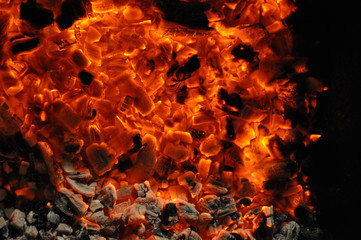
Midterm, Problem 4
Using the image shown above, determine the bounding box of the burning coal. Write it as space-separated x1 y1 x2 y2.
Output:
0 0 326 239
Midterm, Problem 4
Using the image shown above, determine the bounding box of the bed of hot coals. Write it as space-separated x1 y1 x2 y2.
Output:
0 0 325 239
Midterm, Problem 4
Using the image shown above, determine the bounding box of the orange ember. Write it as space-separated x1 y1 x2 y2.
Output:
0 0 325 239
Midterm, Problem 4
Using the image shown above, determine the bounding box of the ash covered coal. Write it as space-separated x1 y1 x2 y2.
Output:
0 0 326 239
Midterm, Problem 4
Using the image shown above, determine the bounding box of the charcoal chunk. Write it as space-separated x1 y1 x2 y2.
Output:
56 0 90 30
231 44 258 63
78 70 93 85
155 0 210 29
20 2 54 29
11 38 40 54
162 203 179 227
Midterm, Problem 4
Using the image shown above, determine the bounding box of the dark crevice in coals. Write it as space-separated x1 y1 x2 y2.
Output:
218 89 244 111
55 0 91 30
20 2 54 29
78 70 93 85
11 37 40 54
154 0 211 30
128 134 142 153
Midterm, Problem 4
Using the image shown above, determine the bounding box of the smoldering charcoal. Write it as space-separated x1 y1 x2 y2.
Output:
0 0 326 239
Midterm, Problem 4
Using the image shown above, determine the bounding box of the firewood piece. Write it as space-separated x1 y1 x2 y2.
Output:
162 203 179 227
86 142 116 176
9 209 26 229
199 134 223 157
66 176 96 197
20 2 54 29
177 202 199 221
38 141 64 186
25 225 38 239
56 223 73 235
55 188 88 218
11 37 40 54
100 183 117 210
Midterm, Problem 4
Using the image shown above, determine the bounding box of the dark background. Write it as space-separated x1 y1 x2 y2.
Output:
292 0 361 239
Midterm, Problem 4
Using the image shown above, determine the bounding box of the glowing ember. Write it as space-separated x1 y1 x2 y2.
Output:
0 0 325 239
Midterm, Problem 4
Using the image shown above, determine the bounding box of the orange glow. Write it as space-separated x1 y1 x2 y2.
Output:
0 0 324 238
